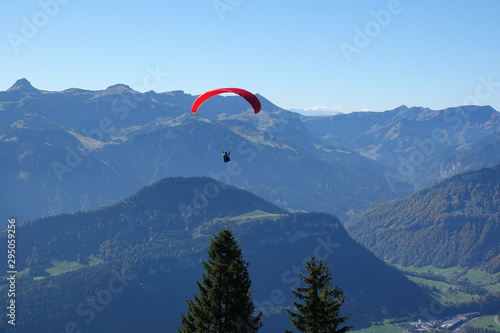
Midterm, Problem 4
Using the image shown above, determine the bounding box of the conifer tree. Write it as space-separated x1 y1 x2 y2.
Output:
178 229 263 333
286 256 351 333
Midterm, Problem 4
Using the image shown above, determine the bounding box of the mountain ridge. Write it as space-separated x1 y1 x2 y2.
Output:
303 104 500 189
345 162 500 273
0 79 411 223
0 176 433 332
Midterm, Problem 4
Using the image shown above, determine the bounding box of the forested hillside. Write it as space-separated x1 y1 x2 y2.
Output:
0 177 432 332
346 163 500 273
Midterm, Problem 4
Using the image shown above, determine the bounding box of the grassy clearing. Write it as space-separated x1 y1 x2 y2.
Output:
350 322 403 333
396 264 499 282
190 211 285 239
471 315 500 332
394 264 500 304
45 260 84 276
45 255 103 276
462 269 500 293
462 269 500 284
396 265 499 285
486 283 500 293
405 276 474 304
229 210 285 221
394 264 464 279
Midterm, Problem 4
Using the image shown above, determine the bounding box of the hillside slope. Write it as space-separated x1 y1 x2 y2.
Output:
345 163 500 273
0 177 432 332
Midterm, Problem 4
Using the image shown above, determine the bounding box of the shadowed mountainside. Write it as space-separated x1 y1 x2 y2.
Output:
0 177 433 332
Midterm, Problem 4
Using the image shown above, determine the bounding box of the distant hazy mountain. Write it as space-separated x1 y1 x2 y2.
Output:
290 108 344 116
0 79 410 223
0 177 432 332
345 163 500 273
302 105 500 189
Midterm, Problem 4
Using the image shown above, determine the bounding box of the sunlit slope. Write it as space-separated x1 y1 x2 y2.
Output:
346 163 500 273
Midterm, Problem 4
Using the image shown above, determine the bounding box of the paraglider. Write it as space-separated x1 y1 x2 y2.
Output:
192 88 260 163
222 151 230 163
191 88 261 114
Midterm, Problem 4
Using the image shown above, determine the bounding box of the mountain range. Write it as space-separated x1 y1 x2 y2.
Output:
303 105 500 189
0 177 432 332
1 78 411 224
1 78 499 332
2 79 499 226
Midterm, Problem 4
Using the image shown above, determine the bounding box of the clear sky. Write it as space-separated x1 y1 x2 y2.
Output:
1 0 499 114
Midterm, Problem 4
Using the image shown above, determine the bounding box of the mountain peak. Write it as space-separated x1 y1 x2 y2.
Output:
7 78 40 93
103 83 137 94
120 176 287 224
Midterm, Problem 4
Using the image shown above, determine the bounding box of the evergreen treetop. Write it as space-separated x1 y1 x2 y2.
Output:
287 256 351 333
179 229 263 332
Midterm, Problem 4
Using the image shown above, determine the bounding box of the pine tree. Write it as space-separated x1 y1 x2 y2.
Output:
178 229 263 332
286 256 351 333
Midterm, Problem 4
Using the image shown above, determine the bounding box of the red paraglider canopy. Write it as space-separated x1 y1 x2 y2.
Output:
191 88 261 114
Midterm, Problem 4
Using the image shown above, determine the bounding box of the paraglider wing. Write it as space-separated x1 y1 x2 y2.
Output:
191 88 261 114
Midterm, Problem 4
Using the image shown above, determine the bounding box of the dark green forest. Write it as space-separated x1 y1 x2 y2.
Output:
346 163 500 273
1 177 436 332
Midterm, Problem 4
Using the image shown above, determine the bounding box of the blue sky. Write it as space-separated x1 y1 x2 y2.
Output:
1 0 499 114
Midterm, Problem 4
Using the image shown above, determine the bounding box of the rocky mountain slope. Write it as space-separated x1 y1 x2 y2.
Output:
303 105 500 189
